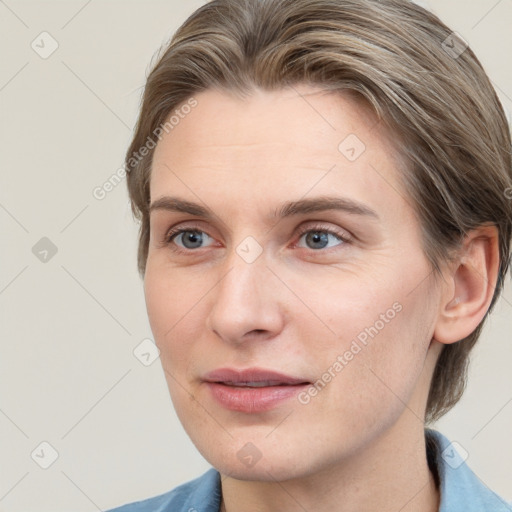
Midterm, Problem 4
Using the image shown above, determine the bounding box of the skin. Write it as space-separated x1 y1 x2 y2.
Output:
144 85 499 512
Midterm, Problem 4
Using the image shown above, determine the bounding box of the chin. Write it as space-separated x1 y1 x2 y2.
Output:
193 431 325 482
211 454 312 482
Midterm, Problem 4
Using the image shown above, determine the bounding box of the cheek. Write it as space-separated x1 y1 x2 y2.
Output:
288 258 437 403
144 260 219 390
365 299 435 425
144 268 170 341
143 263 194 361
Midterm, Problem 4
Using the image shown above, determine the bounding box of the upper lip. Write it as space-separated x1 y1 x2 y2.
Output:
203 367 310 385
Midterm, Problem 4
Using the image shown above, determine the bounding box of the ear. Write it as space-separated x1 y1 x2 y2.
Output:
433 224 500 345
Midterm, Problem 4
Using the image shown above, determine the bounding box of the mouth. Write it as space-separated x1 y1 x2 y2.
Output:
203 367 311 413
218 380 302 387
203 367 310 386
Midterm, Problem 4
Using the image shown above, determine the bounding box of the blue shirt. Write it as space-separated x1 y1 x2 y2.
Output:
107 429 512 511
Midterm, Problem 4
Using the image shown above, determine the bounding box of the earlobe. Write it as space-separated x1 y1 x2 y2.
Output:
433 225 500 345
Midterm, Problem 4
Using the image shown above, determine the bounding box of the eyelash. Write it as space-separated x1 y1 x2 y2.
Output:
162 222 351 254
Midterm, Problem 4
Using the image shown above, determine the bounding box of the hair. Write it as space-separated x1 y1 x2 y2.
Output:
124 0 512 423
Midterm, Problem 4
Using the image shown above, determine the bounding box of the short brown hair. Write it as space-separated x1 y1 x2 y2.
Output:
125 0 512 423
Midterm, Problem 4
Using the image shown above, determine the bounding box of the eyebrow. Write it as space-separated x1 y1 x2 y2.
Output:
149 195 379 221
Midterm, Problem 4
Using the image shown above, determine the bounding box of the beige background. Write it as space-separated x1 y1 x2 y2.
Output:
0 0 511 510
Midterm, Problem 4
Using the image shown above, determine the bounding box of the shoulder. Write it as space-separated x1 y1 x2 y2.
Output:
105 468 222 512
426 429 512 512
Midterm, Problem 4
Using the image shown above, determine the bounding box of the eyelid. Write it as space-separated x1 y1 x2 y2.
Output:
294 222 352 245
162 222 215 248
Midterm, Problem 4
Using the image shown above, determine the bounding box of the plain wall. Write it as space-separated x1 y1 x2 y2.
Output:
0 0 511 510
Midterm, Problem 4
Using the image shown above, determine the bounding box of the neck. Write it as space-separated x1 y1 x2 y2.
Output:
219 419 440 512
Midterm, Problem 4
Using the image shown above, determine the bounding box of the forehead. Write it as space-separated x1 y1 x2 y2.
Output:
153 85 387 164
150 85 412 223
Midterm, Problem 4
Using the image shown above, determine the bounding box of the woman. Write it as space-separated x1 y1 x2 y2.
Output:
108 0 512 510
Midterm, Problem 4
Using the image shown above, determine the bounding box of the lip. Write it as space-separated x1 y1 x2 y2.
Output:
203 367 311 413
203 367 309 385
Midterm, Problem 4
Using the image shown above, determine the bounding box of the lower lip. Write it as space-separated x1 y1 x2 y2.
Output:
205 382 309 413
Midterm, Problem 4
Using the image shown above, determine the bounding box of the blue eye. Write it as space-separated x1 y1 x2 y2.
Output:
168 230 214 250
297 230 345 250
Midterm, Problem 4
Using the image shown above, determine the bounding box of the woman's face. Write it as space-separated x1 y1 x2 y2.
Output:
145 85 442 481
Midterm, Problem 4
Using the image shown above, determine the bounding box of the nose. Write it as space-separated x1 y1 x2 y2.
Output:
205 253 285 345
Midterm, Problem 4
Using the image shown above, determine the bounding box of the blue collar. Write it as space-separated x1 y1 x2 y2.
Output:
426 429 511 511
